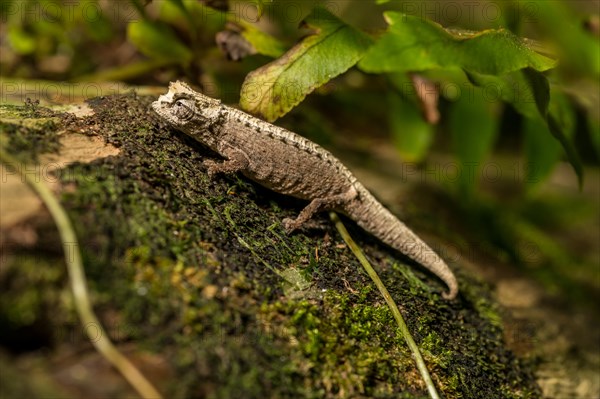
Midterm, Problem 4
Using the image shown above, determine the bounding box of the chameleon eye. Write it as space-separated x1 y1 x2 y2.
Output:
172 98 195 121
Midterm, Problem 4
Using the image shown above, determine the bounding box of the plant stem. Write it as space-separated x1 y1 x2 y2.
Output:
330 212 441 399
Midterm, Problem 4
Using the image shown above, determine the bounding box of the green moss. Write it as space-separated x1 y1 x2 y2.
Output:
0 94 542 398
258 291 415 397
0 104 61 161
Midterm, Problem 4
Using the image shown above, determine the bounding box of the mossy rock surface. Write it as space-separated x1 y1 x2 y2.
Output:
1 95 543 398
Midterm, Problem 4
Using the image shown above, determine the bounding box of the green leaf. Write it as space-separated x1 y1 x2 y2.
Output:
523 117 563 189
160 0 201 36
523 82 578 188
388 91 434 163
466 69 583 187
159 0 188 24
359 12 556 76
74 59 176 82
235 20 286 58
240 6 373 121
165 0 187 14
589 119 600 159
448 88 499 195
7 28 36 55
524 0 600 78
84 14 114 42
547 113 583 189
127 20 192 62
254 0 266 19
465 69 542 120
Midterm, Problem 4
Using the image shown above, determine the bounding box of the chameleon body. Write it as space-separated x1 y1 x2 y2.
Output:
152 81 458 299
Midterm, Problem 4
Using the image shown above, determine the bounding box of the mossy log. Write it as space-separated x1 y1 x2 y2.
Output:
0 89 593 398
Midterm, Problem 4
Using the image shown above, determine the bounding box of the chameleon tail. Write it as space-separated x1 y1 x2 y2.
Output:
342 184 458 300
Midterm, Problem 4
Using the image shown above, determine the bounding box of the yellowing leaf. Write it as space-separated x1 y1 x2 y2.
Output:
240 7 373 121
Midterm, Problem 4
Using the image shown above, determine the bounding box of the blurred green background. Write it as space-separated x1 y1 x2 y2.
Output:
0 1 599 396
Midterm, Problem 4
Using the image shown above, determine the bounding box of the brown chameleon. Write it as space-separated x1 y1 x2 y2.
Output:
152 81 458 299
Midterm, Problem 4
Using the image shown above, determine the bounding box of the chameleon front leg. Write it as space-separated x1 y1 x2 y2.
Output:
204 146 249 177
282 188 357 233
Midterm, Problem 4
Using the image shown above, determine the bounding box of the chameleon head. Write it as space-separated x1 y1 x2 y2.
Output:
152 81 221 132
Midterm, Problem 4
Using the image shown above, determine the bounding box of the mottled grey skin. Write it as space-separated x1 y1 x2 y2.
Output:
152 81 458 299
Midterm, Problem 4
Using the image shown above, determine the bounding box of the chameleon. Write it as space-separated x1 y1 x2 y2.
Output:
152 81 458 300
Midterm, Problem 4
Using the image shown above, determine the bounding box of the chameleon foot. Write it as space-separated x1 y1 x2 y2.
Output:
282 217 299 234
202 159 221 177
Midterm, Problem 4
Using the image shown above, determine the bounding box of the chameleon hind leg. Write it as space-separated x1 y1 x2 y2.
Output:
282 187 357 233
